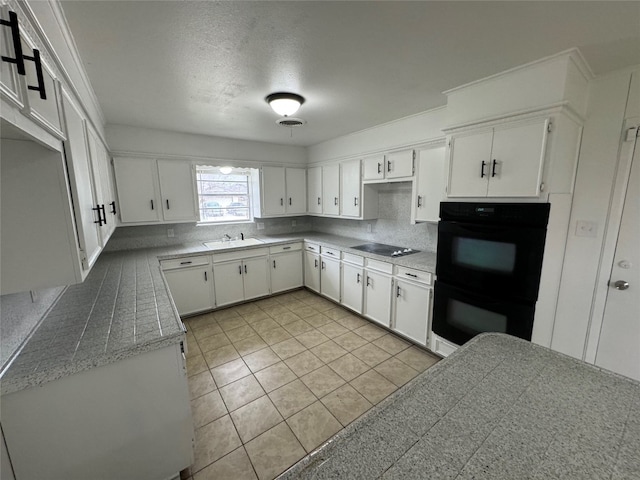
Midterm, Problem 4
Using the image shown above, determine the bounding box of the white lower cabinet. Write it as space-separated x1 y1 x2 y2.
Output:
393 279 431 346
213 249 270 307
341 254 364 314
270 244 303 294
320 253 341 303
161 256 213 317
362 260 393 327
304 248 321 293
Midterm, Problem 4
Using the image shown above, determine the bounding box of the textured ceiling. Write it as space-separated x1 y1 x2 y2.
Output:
60 1 640 147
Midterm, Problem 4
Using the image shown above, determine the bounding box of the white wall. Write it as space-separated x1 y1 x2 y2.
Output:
551 68 636 359
308 107 447 164
106 124 307 166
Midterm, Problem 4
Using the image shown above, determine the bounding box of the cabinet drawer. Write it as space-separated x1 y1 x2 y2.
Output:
365 258 393 274
213 247 269 263
395 266 433 285
342 252 364 266
321 246 341 258
304 242 320 253
161 255 210 271
269 242 302 254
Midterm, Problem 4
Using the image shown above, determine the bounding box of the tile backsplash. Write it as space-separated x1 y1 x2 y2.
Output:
105 182 438 252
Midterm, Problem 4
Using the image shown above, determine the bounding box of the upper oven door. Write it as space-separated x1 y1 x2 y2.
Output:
436 220 547 301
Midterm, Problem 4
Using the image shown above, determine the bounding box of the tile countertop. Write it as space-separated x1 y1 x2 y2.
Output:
1 232 436 396
278 333 640 480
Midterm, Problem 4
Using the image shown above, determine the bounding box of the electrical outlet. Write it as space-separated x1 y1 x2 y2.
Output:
167 228 174 238
257 222 265 230
575 220 597 238
367 223 372 233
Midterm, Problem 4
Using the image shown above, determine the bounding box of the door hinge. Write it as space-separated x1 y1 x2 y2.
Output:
547 122 553 133
625 126 639 142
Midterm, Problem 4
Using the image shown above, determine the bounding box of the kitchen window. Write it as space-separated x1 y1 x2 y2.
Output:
196 166 253 223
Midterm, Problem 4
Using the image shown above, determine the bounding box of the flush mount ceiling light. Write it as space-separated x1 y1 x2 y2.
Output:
265 92 305 117
219 166 233 174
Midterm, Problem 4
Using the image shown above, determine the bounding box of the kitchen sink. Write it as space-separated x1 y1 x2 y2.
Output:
203 238 265 250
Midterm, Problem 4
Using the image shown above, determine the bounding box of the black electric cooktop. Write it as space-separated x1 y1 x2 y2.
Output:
350 243 419 258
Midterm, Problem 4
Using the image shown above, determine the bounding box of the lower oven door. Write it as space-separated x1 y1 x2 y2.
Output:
432 281 535 346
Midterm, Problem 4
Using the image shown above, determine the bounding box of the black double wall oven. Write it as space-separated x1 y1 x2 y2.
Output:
433 202 551 346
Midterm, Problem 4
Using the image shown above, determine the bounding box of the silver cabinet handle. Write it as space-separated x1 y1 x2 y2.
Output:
613 280 629 290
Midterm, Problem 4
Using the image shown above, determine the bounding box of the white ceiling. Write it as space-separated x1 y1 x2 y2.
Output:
59 1 640 147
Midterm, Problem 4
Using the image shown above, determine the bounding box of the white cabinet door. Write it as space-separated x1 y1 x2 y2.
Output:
322 164 340 215
385 150 414 179
341 262 364 314
61 89 102 271
164 266 213 316
363 270 392 327
304 251 321 293
243 256 270 301
86 126 116 243
362 155 385 181
340 159 361 218
271 251 303 293
320 256 341 303
413 146 446 223
157 160 197 222
213 261 245 307
285 168 306 214
113 157 162 223
447 129 492 197
0 8 22 106
487 118 548 197
394 280 431 346
261 166 286 216
307 167 322 214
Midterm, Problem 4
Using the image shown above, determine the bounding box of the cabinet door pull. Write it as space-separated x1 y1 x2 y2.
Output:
322 261 326 270
326 251 335 256
166 199 170 210
150 199 154 210
491 159 498 177
317 197 321 205
314 259 318 268
356 273 361 283
377 162 382 174
405 272 418 278
101 204 107 225
273 260 276 269
354 197 358 206
1 12 26 75
283 246 291 250
204 271 208 281
110 201 117 215
417 196 423 208
280 198 284 206
238 265 242 275
334 197 338 206
180 261 193 265
480 161 487 178
366 276 371 287
289 197 292 206
396 285 401 297
92 205 104 226
387 160 391 172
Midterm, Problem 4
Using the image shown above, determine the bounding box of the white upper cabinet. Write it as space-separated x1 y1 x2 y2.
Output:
157 159 198 222
86 125 116 243
113 157 162 223
447 117 550 198
0 8 22 106
412 146 446 223
255 166 306 217
362 155 385 181
307 166 322 214
363 151 414 182
322 164 340 216
340 159 361 218
285 167 306 214
113 158 197 224
60 88 102 271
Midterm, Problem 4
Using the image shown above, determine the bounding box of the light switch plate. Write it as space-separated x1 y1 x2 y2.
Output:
575 220 597 237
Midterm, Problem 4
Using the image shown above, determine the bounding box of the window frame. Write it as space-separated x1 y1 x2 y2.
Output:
195 166 254 224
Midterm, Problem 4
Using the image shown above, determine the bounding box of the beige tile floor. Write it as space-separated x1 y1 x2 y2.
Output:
180 289 440 480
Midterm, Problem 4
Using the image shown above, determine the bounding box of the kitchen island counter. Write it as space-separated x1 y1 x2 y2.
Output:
279 333 640 479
